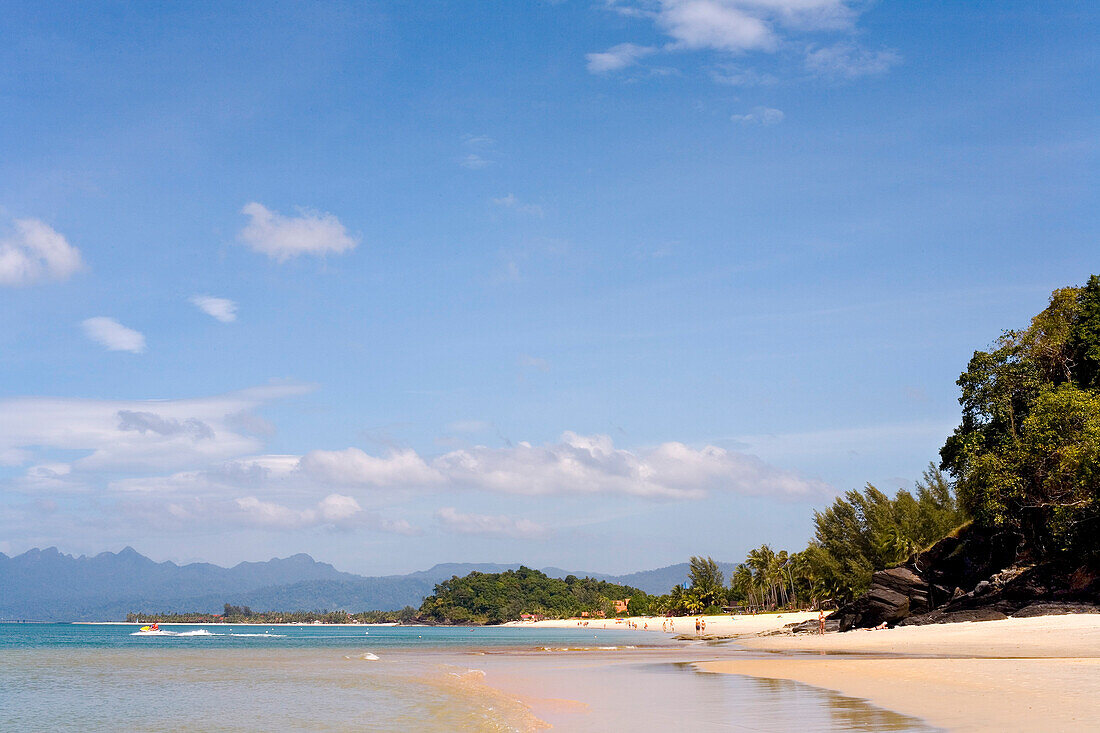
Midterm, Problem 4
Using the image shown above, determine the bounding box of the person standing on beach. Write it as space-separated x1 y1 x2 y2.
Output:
818 610 825 635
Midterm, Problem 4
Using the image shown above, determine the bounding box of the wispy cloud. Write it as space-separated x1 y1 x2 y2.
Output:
0 218 83 286
298 447 445 487
0 383 310 474
437 507 550 539
588 1 897 83
433 432 829 499
804 42 901 79
191 295 237 323
109 430 829 504
239 202 358 262
731 106 785 125
586 43 656 73
461 154 492 169
82 317 146 354
141 493 419 534
492 193 545 217
460 134 498 169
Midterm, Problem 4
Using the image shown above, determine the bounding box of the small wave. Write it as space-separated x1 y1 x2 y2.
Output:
343 652 380 661
448 668 485 680
176 630 221 636
229 633 286 637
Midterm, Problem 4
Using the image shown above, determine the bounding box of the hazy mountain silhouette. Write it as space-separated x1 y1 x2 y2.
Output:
0 548 736 621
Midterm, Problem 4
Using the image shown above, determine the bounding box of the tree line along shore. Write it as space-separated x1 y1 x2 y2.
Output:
130 276 1100 629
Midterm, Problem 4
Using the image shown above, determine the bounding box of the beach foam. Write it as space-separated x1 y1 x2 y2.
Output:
343 651 381 661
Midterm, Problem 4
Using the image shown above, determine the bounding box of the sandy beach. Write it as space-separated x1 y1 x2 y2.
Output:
696 614 1100 732
503 610 819 637
506 611 1100 731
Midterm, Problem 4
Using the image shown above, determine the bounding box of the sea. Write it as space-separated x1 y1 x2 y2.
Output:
0 623 941 731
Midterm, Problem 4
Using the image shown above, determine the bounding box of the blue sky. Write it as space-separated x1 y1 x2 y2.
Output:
1 1 1097 574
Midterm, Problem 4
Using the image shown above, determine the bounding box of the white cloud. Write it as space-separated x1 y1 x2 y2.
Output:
591 1 891 81
146 493 419 534
433 431 827 499
105 430 828 504
0 383 311 474
805 42 900 79
298 447 446 487
462 134 496 150
658 0 777 53
460 153 492 170
492 193 545 217
82 317 146 354
16 463 84 494
437 507 550 539
0 218 83 286
710 64 778 85
731 106 785 124
191 295 237 323
108 454 300 495
234 493 366 529
586 43 656 73
238 202 358 262
460 134 497 169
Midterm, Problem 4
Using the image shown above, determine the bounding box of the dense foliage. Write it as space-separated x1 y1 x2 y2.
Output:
940 276 1100 560
126 607 419 624
417 567 651 624
649 468 966 614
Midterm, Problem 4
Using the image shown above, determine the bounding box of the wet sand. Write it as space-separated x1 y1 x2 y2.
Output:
472 648 936 731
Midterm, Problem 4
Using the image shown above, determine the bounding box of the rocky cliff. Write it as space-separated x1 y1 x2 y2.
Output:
833 524 1100 630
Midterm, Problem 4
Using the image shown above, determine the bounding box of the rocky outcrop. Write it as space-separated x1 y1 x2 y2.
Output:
833 524 1100 630
834 567 929 631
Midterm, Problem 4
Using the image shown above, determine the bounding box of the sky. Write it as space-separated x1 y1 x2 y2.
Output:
0 1 1097 575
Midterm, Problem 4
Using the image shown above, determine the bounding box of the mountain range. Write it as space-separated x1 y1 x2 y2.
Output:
0 547 738 621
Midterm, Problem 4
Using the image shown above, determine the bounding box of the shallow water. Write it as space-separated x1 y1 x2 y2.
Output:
0 624 940 731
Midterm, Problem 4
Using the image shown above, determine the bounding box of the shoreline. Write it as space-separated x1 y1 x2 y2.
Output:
501 610 818 636
21 612 1100 730
68 621 400 626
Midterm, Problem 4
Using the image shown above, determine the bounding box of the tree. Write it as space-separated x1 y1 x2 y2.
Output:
688 556 725 608
940 276 1100 559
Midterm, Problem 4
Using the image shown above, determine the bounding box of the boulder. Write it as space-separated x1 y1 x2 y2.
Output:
833 523 1100 630
835 566 929 631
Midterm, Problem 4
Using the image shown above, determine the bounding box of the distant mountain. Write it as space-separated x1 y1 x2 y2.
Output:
0 549 737 621
601 562 742 595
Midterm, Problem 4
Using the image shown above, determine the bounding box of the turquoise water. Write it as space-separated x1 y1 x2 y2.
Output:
0 622 643 651
0 624 940 731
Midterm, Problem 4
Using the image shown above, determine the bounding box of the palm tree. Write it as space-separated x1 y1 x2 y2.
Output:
747 545 780 609
731 564 757 609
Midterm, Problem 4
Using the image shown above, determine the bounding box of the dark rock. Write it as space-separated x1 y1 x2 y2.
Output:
835 566 930 631
835 522 1100 630
899 608 1010 626
1011 602 1100 618
786 618 840 635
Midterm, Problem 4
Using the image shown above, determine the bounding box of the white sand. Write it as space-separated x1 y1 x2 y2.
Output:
698 614 1100 732
503 610 818 636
